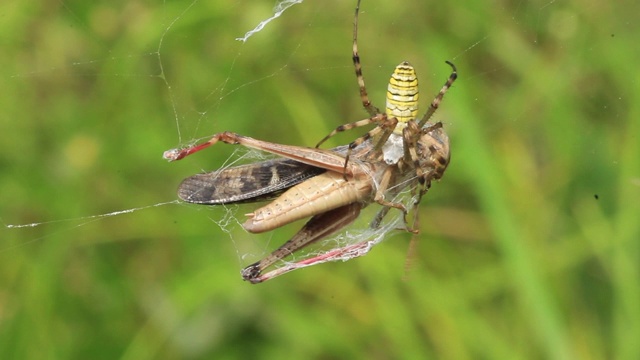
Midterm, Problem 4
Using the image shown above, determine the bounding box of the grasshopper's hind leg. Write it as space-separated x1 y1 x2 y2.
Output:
242 203 363 283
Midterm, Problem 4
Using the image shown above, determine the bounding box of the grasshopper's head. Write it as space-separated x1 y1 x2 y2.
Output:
416 122 450 181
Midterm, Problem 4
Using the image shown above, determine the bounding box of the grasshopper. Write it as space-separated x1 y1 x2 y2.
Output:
164 0 457 283
164 121 449 283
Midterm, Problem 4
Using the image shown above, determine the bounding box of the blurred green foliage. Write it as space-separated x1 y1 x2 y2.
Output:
1 0 638 359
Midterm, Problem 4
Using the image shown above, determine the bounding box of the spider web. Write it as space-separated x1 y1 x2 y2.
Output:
1 0 577 282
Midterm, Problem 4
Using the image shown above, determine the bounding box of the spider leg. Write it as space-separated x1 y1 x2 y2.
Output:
404 178 428 237
421 121 443 134
353 0 379 116
339 115 398 179
372 116 399 151
316 0 385 150
315 115 384 148
398 121 444 233
417 61 458 128
403 121 448 182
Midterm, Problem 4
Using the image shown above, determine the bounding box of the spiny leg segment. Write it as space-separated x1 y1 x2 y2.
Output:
352 0 378 116
418 61 458 128
314 0 387 152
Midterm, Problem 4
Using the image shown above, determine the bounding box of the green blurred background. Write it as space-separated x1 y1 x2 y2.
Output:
1 0 638 359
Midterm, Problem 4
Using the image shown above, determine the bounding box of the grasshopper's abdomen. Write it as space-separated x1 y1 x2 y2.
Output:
243 172 373 233
386 61 419 134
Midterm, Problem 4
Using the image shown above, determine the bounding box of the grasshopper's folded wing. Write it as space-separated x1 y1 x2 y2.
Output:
178 158 326 204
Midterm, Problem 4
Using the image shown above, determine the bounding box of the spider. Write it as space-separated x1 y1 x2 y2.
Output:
315 0 457 179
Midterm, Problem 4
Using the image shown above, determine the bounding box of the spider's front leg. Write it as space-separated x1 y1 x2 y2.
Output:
352 0 379 116
417 61 458 128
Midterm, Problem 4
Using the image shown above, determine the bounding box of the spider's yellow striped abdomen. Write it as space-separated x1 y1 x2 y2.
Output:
386 61 419 134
